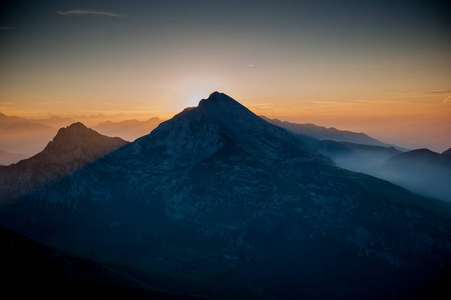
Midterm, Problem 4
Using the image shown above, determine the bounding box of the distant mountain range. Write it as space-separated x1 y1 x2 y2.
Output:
375 148 451 202
94 117 162 141
0 149 26 166
261 116 403 149
0 112 58 158
310 138 451 202
260 117 451 202
1 92 449 299
0 112 162 162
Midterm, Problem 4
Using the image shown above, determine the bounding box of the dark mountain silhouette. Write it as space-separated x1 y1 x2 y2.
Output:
0 122 128 199
0 225 210 300
261 116 399 148
374 148 451 202
0 149 26 165
94 117 162 141
0 93 450 299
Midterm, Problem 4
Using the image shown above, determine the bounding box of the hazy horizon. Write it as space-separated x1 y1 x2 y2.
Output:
1 0 450 152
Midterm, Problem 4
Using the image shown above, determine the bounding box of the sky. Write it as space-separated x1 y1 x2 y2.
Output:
0 0 450 151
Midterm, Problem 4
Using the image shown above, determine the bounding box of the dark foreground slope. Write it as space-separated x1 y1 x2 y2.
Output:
1 92 450 299
0 225 211 300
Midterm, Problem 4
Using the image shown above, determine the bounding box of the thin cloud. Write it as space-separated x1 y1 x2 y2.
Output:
424 90 451 94
443 96 451 104
393 89 451 95
0 27 14 30
56 9 122 17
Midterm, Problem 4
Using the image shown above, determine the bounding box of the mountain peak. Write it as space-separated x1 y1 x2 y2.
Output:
35 122 128 165
135 92 328 171
52 122 95 145
198 91 239 108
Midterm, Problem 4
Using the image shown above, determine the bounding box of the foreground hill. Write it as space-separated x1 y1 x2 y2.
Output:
1 93 450 299
0 122 128 199
0 225 209 300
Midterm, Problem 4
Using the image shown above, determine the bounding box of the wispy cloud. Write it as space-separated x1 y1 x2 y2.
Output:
443 96 451 104
56 9 122 17
392 89 451 95
424 90 451 94
0 27 14 30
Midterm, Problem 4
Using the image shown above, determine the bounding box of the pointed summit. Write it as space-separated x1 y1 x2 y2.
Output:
136 92 328 170
39 122 128 164
0 123 128 198
197 91 251 115
199 91 237 105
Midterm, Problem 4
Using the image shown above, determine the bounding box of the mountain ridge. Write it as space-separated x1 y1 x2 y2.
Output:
262 116 405 150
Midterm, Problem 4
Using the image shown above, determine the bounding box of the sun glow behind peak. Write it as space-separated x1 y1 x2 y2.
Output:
183 87 216 108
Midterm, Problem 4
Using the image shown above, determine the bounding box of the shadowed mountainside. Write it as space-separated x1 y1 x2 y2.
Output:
0 225 214 300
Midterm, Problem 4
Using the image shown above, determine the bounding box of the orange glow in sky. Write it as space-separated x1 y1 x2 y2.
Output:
0 1 450 152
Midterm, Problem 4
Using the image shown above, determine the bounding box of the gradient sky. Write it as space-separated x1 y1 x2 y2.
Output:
0 0 450 151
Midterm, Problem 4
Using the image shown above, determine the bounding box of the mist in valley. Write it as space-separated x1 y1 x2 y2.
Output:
320 142 451 203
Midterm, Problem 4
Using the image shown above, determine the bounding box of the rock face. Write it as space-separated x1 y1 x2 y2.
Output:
0 122 128 199
1 93 450 299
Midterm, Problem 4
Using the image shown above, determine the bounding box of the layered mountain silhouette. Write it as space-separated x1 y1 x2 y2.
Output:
0 116 58 156
0 122 128 199
262 116 399 148
0 149 26 165
316 141 402 172
94 117 162 141
374 148 451 202
0 92 450 299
